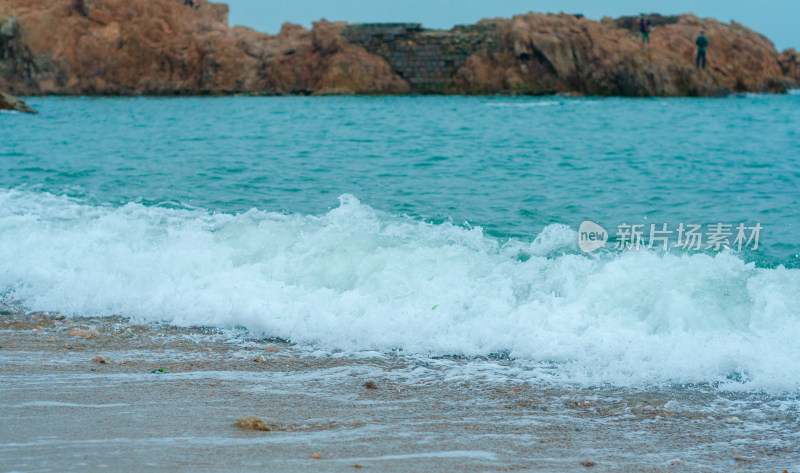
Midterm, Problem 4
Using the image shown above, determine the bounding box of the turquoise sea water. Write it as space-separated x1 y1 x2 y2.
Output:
4 95 800 264
1 95 800 390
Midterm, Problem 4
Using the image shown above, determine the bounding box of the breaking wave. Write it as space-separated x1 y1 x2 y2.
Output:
1 189 799 390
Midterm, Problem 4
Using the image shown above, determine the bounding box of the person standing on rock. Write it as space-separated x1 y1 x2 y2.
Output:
639 14 652 50
696 31 709 69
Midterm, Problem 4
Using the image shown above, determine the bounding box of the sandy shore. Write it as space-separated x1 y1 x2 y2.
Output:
1 311 797 472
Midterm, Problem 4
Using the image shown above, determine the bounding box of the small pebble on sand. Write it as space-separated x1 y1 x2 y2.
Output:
311 453 321 459
93 356 108 364
581 461 596 467
364 381 377 390
266 346 277 352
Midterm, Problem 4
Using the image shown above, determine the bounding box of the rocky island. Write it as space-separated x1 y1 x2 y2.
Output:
0 0 798 96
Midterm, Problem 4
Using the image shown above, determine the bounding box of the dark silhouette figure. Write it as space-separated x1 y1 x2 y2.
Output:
183 0 195 6
696 31 709 69
639 14 652 50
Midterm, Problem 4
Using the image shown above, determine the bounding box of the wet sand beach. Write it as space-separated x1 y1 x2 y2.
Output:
1 311 797 472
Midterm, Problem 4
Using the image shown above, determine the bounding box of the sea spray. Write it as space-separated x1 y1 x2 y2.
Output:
1 189 799 390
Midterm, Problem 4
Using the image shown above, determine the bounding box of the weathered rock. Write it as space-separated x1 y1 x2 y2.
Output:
454 13 788 96
0 0 795 96
778 48 800 86
0 0 406 95
604 13 681 31
649 16 787 93
0 91 35 112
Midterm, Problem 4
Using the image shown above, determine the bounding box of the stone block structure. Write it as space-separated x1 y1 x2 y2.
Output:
343 23 500 93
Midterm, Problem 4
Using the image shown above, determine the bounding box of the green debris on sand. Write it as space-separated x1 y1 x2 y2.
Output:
431 305 438 310
236 416 272 431
151 367 166 373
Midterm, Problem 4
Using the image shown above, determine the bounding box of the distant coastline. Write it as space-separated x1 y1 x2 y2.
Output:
1 0 798 97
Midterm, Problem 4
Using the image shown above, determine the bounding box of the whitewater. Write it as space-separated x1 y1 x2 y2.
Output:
3 94 800 472
2 188 798 391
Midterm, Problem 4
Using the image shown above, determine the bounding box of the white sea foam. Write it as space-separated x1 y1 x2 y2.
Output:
485 101 561 107
4 401 130 408
1 189 799 390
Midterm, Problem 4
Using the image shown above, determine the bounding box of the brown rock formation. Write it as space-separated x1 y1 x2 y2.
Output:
0 0 795 96
778 49 800 84
455 13 791 96
0 90 35 112
0 0 406 95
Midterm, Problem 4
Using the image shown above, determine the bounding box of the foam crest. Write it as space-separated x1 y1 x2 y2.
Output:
1 189 799 390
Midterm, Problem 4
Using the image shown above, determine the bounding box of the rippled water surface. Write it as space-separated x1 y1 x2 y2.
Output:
4 95 799 264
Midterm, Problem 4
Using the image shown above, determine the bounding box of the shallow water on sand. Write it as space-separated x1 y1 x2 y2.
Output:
1 312 798 472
